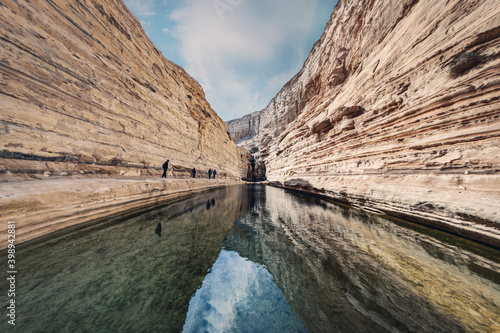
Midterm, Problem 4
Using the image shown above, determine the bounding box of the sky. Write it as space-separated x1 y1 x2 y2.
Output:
123 0 337 121
183 250 306 331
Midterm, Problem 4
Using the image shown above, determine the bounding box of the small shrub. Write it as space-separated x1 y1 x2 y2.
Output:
450 51 486 78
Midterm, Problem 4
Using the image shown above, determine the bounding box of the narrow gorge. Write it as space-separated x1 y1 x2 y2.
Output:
227 0 500 247
0 0 246 247
1 0 499 331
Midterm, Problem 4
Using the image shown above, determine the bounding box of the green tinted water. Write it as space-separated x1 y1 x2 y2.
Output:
1 185 499 332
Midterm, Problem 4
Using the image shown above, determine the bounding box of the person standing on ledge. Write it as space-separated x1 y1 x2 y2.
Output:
162 160 169 178
213 170 217 179
192 168 196 178
208 168 212 179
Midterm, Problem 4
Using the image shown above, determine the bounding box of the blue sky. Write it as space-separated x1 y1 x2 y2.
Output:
123 0 337 121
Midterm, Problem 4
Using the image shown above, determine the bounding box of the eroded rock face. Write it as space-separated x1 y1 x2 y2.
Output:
224 186 500 332
0 0 245 181
226 111 261 143
10 186 244 332
227 0 500 241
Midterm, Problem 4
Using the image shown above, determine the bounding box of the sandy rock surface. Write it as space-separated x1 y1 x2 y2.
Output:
0 0 249 247
0 178 242 249
227 0 500 245
0 0 245 181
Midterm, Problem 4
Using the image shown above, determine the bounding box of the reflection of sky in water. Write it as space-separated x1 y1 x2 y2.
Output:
183 249 308 333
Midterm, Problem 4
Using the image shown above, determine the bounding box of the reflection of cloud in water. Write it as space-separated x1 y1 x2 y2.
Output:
183 250 307 333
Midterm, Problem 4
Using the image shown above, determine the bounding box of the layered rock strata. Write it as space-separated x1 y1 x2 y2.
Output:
0 178 239 249
224 186 500 332
0 0 245 182
0 0 247 247
7 186 244 332
228 0 500 245
226 111 261 143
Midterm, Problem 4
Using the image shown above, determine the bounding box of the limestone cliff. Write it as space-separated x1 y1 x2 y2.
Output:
228 0 500 245
226 111 261 143
0 0 245 181
224 186 500 332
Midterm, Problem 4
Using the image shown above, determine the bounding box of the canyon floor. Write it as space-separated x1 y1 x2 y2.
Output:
0 177 242 249
1 0 499 251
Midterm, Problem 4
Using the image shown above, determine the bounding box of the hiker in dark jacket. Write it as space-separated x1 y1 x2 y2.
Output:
208 169 212 179
192 168 196 178
213 170 217 179
162 160 169 178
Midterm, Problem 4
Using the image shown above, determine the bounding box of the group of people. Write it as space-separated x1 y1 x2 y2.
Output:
191 168 216 179
161 160 217 179
207 168 217 179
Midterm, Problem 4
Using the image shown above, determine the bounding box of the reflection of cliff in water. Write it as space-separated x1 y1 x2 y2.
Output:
7 186 248 333
224 185 500 333
3 185 499 333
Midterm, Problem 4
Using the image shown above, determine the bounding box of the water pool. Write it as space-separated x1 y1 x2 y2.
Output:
2 185 499 332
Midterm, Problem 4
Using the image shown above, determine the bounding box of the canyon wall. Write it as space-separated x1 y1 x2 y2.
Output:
0 0 246 181
224 186 500 332
228 0 500 245
226 111 261 143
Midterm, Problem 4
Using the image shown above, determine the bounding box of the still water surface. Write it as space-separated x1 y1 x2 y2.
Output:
2 185 500 332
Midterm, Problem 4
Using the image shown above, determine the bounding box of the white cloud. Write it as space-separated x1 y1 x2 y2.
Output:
122 0 335 120
183 250 305 332
169 0 329 120
123 0 157 16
